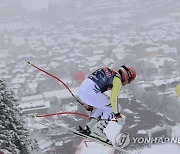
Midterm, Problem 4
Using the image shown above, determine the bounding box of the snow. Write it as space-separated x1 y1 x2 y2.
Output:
63 104 78 112
88 61 98 67
148 126 168 135
10 84 21 89
138 81 152 89
145 44 177 54
43 87 79 100
19 100 50 110
85 56 102 62
124 109 133 114
11 77 25 84
11 36 25 46
139 57 177 69
21 94 44 102
137 130 148 135
132 143 180 154
172 124 180 136
131 123 180 154
36 46 47 52
38 139 53 150
0 69 8 74
28 82 38 89
1 0 180 153
134 116 140 119
151 77 180 87
27 122 47 130
12 69 24 74
103 58 115 66
55 141 63 146
19 0 50 12
129 123 138 128
0 52 9 60
93 50 104 54
49 62 60 68
0 63 5 68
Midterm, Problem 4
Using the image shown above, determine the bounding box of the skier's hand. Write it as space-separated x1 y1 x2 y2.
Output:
84 105 94 112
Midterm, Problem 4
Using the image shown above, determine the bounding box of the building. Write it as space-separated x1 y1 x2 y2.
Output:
43 87 79 105
19 87 79 115
148 126 171 138
19 100 50 115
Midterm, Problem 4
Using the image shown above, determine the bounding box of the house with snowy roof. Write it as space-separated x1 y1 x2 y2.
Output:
139 56 177 78
145 44 177 58
19 100 50 115
21 93 44 102
43 87 79 105
11 76 26 96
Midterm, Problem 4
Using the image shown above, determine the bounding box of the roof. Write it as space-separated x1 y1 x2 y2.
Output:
151 77 180 87
145 45 177 53
11 77 25 84
21 94 44 101
43 87 79 99
38 139 53 150
139 57 177 68
19 100 50 110
149 126 168 134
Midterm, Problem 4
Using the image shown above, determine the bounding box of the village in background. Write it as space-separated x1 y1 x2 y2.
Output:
0 0 180 153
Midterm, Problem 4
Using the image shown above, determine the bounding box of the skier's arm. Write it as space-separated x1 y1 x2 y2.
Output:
110 76 122 114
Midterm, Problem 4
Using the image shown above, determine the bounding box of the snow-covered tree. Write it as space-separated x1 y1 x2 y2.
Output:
0 80 29 154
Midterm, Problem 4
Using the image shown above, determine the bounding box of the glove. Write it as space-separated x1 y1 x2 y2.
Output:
112 113 122 122
84 105 94 112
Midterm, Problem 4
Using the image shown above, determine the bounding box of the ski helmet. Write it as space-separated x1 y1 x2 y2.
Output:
119 65 136 82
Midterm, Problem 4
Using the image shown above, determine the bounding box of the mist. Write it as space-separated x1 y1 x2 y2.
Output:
0 0 180 154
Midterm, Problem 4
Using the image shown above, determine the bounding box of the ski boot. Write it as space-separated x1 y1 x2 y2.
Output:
78 125 91 135
90 120 110 143
78 117 99 136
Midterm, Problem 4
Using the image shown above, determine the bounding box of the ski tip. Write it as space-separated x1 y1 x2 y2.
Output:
32 115 37 118
28 61 32 65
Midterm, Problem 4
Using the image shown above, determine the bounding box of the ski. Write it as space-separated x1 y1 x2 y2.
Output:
34 119 129 153
67 127 128 153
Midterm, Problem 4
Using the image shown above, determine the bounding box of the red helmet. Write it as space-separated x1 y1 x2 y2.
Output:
119 65 136 81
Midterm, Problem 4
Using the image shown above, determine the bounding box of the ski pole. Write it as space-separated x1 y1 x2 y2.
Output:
32 111 90 118
28 62 84 106
32 111 121 122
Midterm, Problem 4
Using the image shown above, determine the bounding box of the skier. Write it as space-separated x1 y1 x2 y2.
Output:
78 65 136 140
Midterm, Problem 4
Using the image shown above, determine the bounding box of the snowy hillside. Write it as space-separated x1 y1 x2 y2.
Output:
0 0 180 153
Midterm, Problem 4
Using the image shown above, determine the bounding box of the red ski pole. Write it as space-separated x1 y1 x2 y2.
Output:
28 62 84 106
32 111 90 118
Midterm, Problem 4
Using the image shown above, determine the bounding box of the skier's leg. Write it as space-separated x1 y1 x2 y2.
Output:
90 108 104 119
78 78 122 137
85 107 111 135
90 119 109 141
101 103 121 119
86 117 99 130
79 109 103 135
89 109 113 141
90 104 122 140
91 103 121 120
79 78 111 110
79 117 99 135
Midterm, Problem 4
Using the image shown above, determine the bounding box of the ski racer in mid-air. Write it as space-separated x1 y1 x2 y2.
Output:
78 65 136 141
